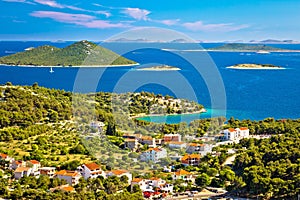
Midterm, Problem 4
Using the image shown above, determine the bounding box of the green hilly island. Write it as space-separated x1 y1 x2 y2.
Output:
0 40 136 66
208 43 285 51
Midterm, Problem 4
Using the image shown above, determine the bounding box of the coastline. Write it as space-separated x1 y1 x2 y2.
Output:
0 63 140 68
205 49 300 52
135 67 181 71
131 108 207 120
226 66 285 70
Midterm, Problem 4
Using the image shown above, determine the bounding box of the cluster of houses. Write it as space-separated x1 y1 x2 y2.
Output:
0 152 198 198
0 153 132 193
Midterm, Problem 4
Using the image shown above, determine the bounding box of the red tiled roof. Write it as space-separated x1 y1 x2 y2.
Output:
109 169 128 175
167 141 185 145
174 169 191 176
181 154 201 161
132 178 143 183
28 160 40 165
240 127 249 130
147 148 162 152
60 185 75 192
0 153 8 159
84 163 101 171
55 170 79 177
228 128 236 132
188 143 204 147
15 167 30 173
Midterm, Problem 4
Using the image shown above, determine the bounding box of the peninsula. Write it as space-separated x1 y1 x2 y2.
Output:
207 43 300 52
136 65 181 71
0 40 137 67
227 63 285 69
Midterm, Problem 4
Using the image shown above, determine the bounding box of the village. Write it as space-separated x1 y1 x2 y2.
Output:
0 124 264 199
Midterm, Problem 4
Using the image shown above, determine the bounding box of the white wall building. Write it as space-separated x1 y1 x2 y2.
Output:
77 163 105 179
140 148 167 163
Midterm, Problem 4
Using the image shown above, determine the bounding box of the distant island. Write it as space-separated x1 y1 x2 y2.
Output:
0 40 137 67
207 43 300 52
227 63 285 70
136 65 181 71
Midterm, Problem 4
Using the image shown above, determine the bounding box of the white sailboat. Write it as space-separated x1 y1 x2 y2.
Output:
49 67 54 73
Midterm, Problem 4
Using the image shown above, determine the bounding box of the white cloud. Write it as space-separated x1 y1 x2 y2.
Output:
30 11 128 28
2 0 35 5
183 21 249 32
123 8 150 21
157 19 180 26
33 0 63 8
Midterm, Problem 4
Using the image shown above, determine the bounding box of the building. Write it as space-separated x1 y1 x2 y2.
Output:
55 170 81 185
106 169 132 184
163 134 181 143
166 141 186 149
186 143 212 155
131 177 173 194
50 184 75 193
181 154 200 166
10 160 26 170
27 160 41 173
14 167 32 179
131 178 150 191
77 163 105 179
39 167 56 178
222 127 250 141
0 153 13 162
172 169 194 182
140 148 167 163
124 138 139 151
139 136 156 148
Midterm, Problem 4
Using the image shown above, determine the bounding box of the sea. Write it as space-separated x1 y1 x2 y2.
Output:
1 41 300 124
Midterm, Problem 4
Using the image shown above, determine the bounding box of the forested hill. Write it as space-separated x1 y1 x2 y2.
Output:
0 40 136 66
208 43 285 51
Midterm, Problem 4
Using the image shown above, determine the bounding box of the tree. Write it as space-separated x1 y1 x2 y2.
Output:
195 173 211 188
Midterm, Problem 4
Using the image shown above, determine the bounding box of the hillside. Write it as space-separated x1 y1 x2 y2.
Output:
0 40 136 66
208 43 285 51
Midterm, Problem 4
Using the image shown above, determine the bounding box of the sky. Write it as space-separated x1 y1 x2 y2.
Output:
1 0 300 41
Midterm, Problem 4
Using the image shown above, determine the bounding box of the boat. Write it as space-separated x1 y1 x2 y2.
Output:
49 67 54 73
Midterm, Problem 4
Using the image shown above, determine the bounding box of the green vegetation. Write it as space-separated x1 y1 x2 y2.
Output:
228 63 283 69
0 40 136 66
208 43 284 51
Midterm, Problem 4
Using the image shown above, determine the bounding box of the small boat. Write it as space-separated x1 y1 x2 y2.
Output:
256 50 270 54
49 67 54 73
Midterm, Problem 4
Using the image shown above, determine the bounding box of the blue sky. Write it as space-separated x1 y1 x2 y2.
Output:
1 0 300 41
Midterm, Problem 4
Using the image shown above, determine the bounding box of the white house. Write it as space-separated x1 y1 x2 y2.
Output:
163 134 181 143
106 169 132 184
27 160 41 173
172 169 194 182
14 167 32 179
140 148 167 163
131 178 150 191
166 141 186 149
39 167 56 178
55 170 82 185
223 127 249 141
77 163 105 179
10 160 26 170
131 177 173 194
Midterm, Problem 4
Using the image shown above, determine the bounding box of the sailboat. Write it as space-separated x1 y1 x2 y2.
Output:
49 67 54 73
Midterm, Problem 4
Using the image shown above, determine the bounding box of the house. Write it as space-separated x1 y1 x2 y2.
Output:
140 148 167 163
163 134 181 143
131 177 173 194
124 138 139 151
77 163 105 179
27 160 41 173
131 178 149 191
39 167 56 178
181 154 200 166
10 160 26 170
186 143 203 154
166 141 186 149
14 167 32 179
139 136 156 148
50 184 75 193
172 169 194 182
222 127 250 141
0 153 13 162
106 169 132 184
55 170 81 185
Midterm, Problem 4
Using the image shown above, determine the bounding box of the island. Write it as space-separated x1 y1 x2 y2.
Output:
136 65 181 71
0 40 137 67
207 43 300 52
227 63 285 69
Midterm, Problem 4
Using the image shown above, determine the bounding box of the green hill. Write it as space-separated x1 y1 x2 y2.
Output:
208 43 284 51
0 40 136 66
